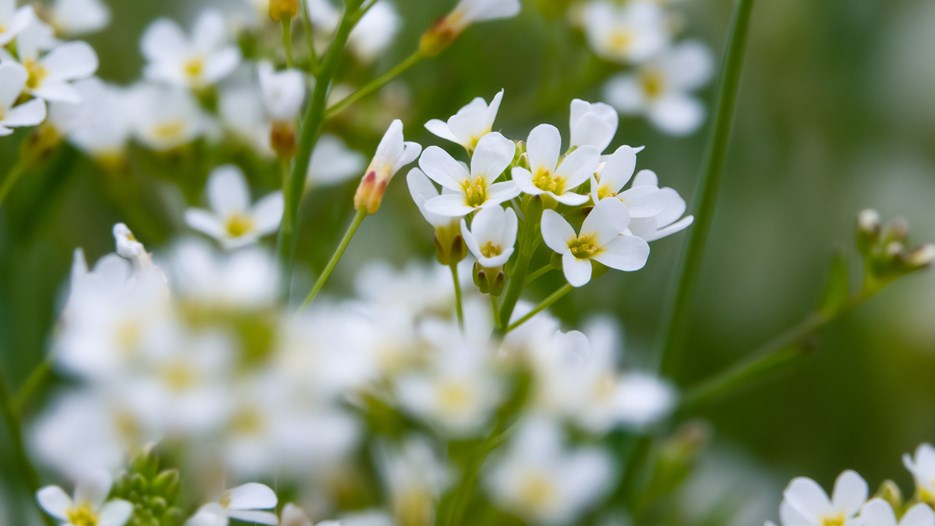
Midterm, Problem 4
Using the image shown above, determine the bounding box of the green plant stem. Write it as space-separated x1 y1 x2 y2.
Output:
282 19 295 67
524 264 553 285
0 371 51 525
506 284 574 333
326 50 425 117
299 210 367 310
0 159 28 209
490 294 502 332
13 357 53 415
497 199 541 331
450 263 465 331
656 0 758 381
299 0 319 74
276 0 363 292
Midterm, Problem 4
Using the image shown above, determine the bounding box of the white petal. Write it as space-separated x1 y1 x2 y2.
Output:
593 235 649 272
555 145 600 189
425 194 475 217
647 215 693 241
551 191 590 206
36 486 72 519
419 145 469 190
207 165 251 216
41 41 98 81
784 477 834 520
185 209 225 239
202 47 241 84
900 503 935 526
648 94 705 136
227 510 279 524
98 499 134 526
604 75 646 114
470 132 515 180
859 499 897 526
581 198 630 244
32 82 82 103
0 62 27 108
424 119 457 143
75 469 112 508
140 18 188 62
599 145 639 193
511 166 543 196
485 181 520 205
192 10 227 51
461 217 481 258
281 503 313 526
3 99 47 127
251 192 284 234
662 40 715 90
526 124 562 173
831 470 867 517
563 252 592 287
470 205 505 243
397 141 423 171
618 186 665 218
225 482 277 510
501 207 518 248
540 210 575 254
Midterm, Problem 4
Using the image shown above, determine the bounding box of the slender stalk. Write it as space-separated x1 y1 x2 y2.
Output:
0 371 51 525
450 263 465 330
497 199 541 330
299 0 319 74
13 357 53 415
326 50 425 117
656 0 758 380
277 0 363 291
282 19 295 67
0 159 28 209
506 284 574 333
524 264 553 285
299 210 367 310
490 294 501 332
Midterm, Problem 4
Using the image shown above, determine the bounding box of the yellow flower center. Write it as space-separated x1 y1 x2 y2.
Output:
517 474 557 509
480 241 502 258
225 214 255 238
568 234 601 259
183 57 205 80
460 177 489 207
66 503 99 526
115 320 142 353
231 409 264 435
438 381 473 413
821 515 845 526
152 120 186 141
608 30 634 54
532 167 566 195
24 59 48 91
596 184 616 200
161 363 198 391
640 69 667 100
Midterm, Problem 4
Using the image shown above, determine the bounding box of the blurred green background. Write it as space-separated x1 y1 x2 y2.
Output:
2 0 935 522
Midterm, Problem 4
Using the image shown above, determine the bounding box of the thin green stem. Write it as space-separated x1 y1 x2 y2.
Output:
326 50 425 117
656 0 757 380
0 371 51 525
0 159 28 209
277 0 364 292
299 210 367 310
450 263 465 331
490 294 501 332
497 199 542 331
282 19 295 67
13 356 53 415
506 284 574 333
524 264 553 285
299 0 319 74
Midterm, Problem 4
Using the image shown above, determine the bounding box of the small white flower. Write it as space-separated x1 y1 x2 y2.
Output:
185 165 284 249
419 132 518 217
461 205 518 268
425 89 504 152
129 84 207 151
257 61 306 122
582 0 670 64
305 0 400 63
590 145 666 218
512 124 600 206
13 20 99 103
605 40 715 136
48 0 111 36
905 444 935 504
778 470 867 526
407 168 457 229
186 483 278 526
307 134 366 187
218 82 271 155
36 469 133 526
444 0 522 34
141 10 241 89
541 198 650 287
859 499 935 526
48 77 132 160
569 99 619 153
375 437 452 521
354 119 422 214
0 0 33 45
0 62 47 136
625 170 694 241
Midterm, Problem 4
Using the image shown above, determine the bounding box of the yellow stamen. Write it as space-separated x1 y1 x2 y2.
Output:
438 381 473 413
66 503 99 526
152 121 186 141
596 184 616 200
480 241 502 258
23 59 48 91
821 516 845 526
532 167 566 195
568 234 601 259
460 177 489 207
225 214 255 238
517 474 557 509
608 30 634 54
183 57 205 80
640 69 667 99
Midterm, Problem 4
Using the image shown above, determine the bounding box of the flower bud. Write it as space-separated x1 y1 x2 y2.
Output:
434 223 467 266
354 169 389 215
906 244 935 269
473 261 505 296
269 0 298 22
856 209 881 255
874 480 903 512
270 121 297 159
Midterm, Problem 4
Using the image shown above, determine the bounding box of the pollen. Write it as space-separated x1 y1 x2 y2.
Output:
461 177 489 207
183 57 206 79
568 234 601 259
161 363 198 391
152 120 186 141
640 69 667 99
608 30 634 54
532 167 566 195
821 515 845 526
438 381 473 413
517 474 557 509
596 184 616 200
23 59 48 91
225 213 255 238
66 503 99 526
480 241 503 258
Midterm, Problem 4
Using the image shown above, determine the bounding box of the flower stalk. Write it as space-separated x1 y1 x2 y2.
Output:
299 209 367 310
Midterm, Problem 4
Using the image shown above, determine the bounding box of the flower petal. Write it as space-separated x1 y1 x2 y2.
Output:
783 477 834 520
593 234 649 272
485 181 520 205
648 94 705 136
185 209 225 240
832 470 867 517
470 132 515 181
141 18 188 62
562 252 592 287
207 165 251 216
425 194 475 217
227 510 279 525
419 146 469 190
526 124 562 173
225 482 277 510
599 145 639 193
251 192 284 235
98 499 134 526
0 62 27 109
581 198 630 244
555 145 600 189
424 119 457 143
511 166 543 196
540 210 575 254
36 486 72 519
900 503 935 526
3 99 47 127
41 41 98 81
75 469 112 508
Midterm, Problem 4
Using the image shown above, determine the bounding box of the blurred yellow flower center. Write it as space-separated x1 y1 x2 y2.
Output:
532 167 566 195
220 490 232 508
66 503 98 526
184 57 205 79
115 320 142 352
231 409 264 435
608 31 634 54
480 241 503 258
821 515 845 526
161 363 197 391
569 234 601 259
152 120 186 141
461 177 489 207
24 59 48 90
438 381 473 413
641 70 667 100
225 214 255 238
596 184 617 200
518 474 557 509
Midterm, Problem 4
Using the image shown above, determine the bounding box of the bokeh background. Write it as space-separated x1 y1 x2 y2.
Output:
2 0 935 523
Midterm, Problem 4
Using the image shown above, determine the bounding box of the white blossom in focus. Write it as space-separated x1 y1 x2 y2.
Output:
462 205 518 268
512 124 600 206
569 98 619 153
186 483 278 526
425 89 504 153
776 471 867 526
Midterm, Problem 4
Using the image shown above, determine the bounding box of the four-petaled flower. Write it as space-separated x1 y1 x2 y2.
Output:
37 469 133 526
512 124 600 206
425 89 504 153
462 205 518 268
778 470 867 526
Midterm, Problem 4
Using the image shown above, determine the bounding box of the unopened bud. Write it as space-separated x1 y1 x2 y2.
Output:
904 244 935 270
857 209 881 234
354 170 389 215
419 21 458 57
269 0 298 22
434 223 467 266
874 480 903 512
883 217 910 244
270 121 297 159
473 262 505 296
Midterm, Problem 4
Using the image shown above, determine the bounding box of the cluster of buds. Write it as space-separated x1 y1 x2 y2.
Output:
110 449 185 526
857 209 935 284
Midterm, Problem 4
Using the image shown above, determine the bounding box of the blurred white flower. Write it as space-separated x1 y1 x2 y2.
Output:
305 0 400 63
187 483 278 526
462 205 518 268
257 61 306 122
569 98 619 153
444 0 522 34
0 61 47 136
354 119 422 214
859 499 935 526
376 437 452 523
218 81 272 155
129 84 207 150
590 145 666 219
141 10 241 89
419 132 518 217
605 40 715 136
486 418 612 524
625 169 694 242
541 198 650 287
307 134 366 187
905 444 935 504
582 0 670 64
48 0 111 36
13 19 98 103
512 124 600 206
0 0 33 45
185 165 284 249
37 469 133 526
425 89 504 153
777 471 867 526
48 78 132 162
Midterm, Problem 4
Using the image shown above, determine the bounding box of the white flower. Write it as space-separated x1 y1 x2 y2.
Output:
13 22 99 103
444 0 522 34
605 40 715 136
48 77 131 160
49 0 111 36
305 0 400 63
419 132 518 217
778 470 867 526
512 124 600 206
0 0 33 45
185 165 284 249
186 483 278 526
376 437 452 521
625 169 694 241
113 223 148 263
129 84 207 151
354 119 422 214
541 198 650 287
425 89 504 152
141 10 241 89
407 168 457 229
590 145 667 218
0 62 47 136
307 134 366 186
257 61 306 122
37 469 133 526
905 444 935 503
859 500 935 526
218 82 271 155
485 418 612 525
461 205 518 268
582 0 670 64
569 99 619 153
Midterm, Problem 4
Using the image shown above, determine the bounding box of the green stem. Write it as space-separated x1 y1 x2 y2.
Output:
13 357 53 415
0 371 50 525
0 159 28 209
299 210 367 310
497 199 542 331
276 0 364 292
326 50 425 117
505 283 574 333
656 0 757 380
282 19 295 67
450 263 465 330
299 0 319 74
524 264 553 285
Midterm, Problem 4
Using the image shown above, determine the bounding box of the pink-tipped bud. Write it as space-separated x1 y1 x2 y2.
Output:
354 170 388 215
